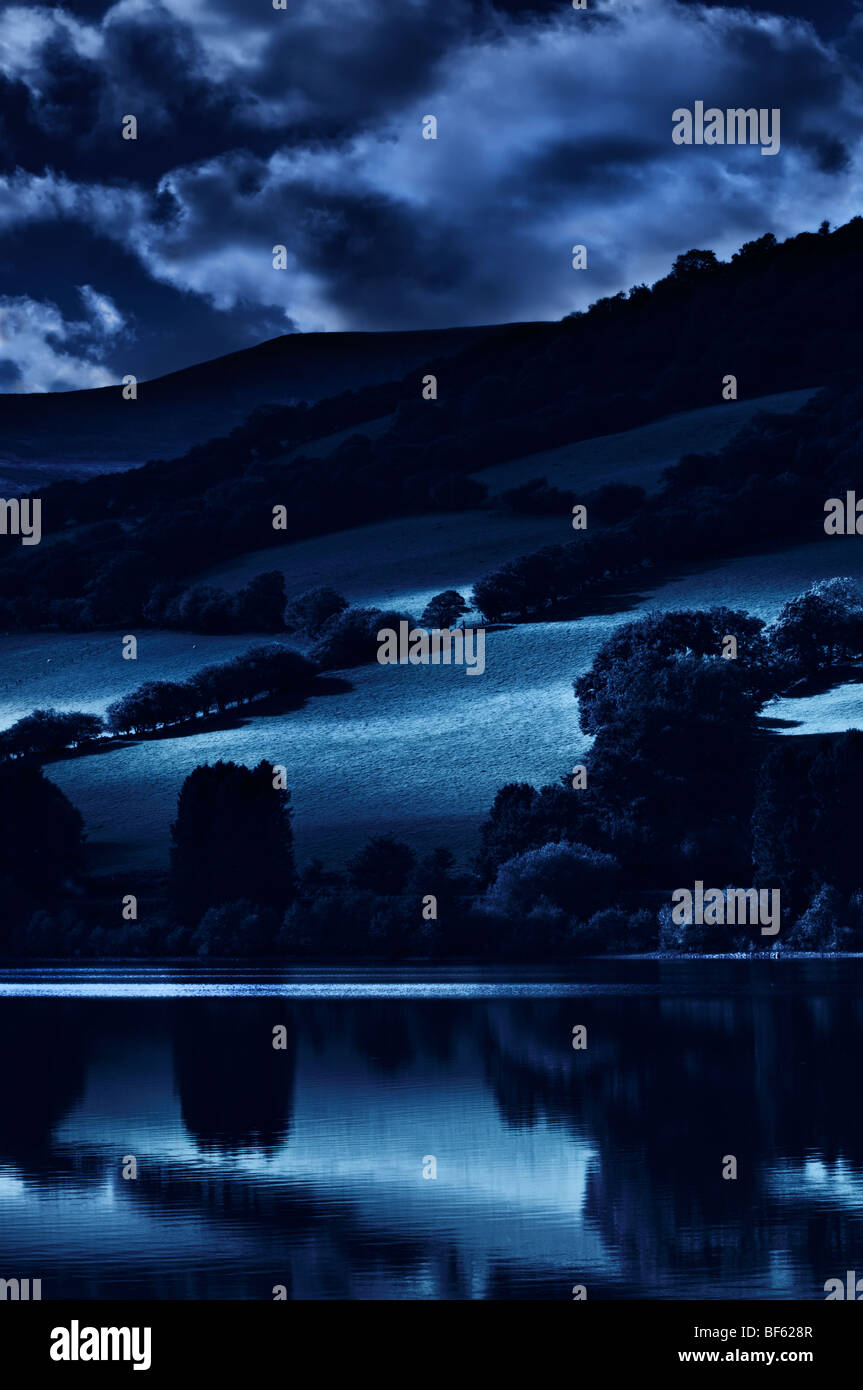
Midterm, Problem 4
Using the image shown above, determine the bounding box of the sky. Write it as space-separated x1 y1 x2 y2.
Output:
0 0 859 390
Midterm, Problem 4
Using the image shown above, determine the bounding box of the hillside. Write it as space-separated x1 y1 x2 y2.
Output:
0 386 847 877
42 534 863 876
1 220 861 642
0 323 512 488
198 386 816 612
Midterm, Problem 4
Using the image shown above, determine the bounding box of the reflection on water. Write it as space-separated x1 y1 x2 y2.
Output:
0 962 862 1300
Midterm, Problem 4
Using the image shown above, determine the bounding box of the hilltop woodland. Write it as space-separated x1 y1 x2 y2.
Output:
0 219 862 631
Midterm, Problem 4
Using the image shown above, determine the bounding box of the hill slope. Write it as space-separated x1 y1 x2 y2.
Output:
0 323 513 487
198 386 816 614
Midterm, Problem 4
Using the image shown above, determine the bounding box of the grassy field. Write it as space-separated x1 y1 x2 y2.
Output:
0 631 273 729
472 387 818 497
3 385 857 879
38 536 863 878
200 386 817 615
202 511 566 618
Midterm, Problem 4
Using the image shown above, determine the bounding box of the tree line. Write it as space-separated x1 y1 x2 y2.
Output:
0 643 317 757
0 587 472 759
471 377 862 622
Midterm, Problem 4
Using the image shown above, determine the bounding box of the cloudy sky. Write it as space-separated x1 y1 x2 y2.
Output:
0 0 860 390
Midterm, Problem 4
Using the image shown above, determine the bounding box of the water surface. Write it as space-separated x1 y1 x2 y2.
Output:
0 961 860 1299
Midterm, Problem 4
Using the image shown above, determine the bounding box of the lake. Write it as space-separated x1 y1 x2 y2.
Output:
0 960 860 1300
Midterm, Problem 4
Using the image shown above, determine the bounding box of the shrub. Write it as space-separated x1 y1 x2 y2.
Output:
500 477 574 516
311 606 414 668
578 905 656 953
480 841 619 919
284 586 348 636
190 901 275 956
786 884 850 951
585 483 646 525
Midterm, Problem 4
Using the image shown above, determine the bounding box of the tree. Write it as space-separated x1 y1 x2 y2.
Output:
170 760 296 926
476 784 540 881
232 644 315 698
751 741 815 918
0 709 102 759
311 607 413 669
191 901 274 956
732 232 777 263
586 483 645 524
751 729 863 919
475 781 600 883
500 478 573 517
808 730 863 895
787 884 848 951
230 571 288 632
347 835 416 894
471 573 508 624
284 586 348 636
420 590 469 628
106 682 193 735
571 608 777 884
670 248 719 281
479 841 619 920
767 578 863 678
0 762 85 944
575 607 771 735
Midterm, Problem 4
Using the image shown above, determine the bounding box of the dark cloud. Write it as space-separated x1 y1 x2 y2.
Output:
676 0 855 40
523 137 669 202
0 0 859 387
0 359 23 388
799 133 851 175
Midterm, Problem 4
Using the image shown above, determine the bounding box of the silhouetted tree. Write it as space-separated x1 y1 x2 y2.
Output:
670 248 719 281
348 835 416 894
500 477 573 516
751 741 814 917
586 483 645 524
170 760 296 926
808 730 863 895
479 840 619 924
787 884 849 951
284 585 348 635
767 578 863 678
230 571 288 632
0 708 102 759
419 590 469 628
575 608 772 735
0 762 85 942
311 606 414 668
